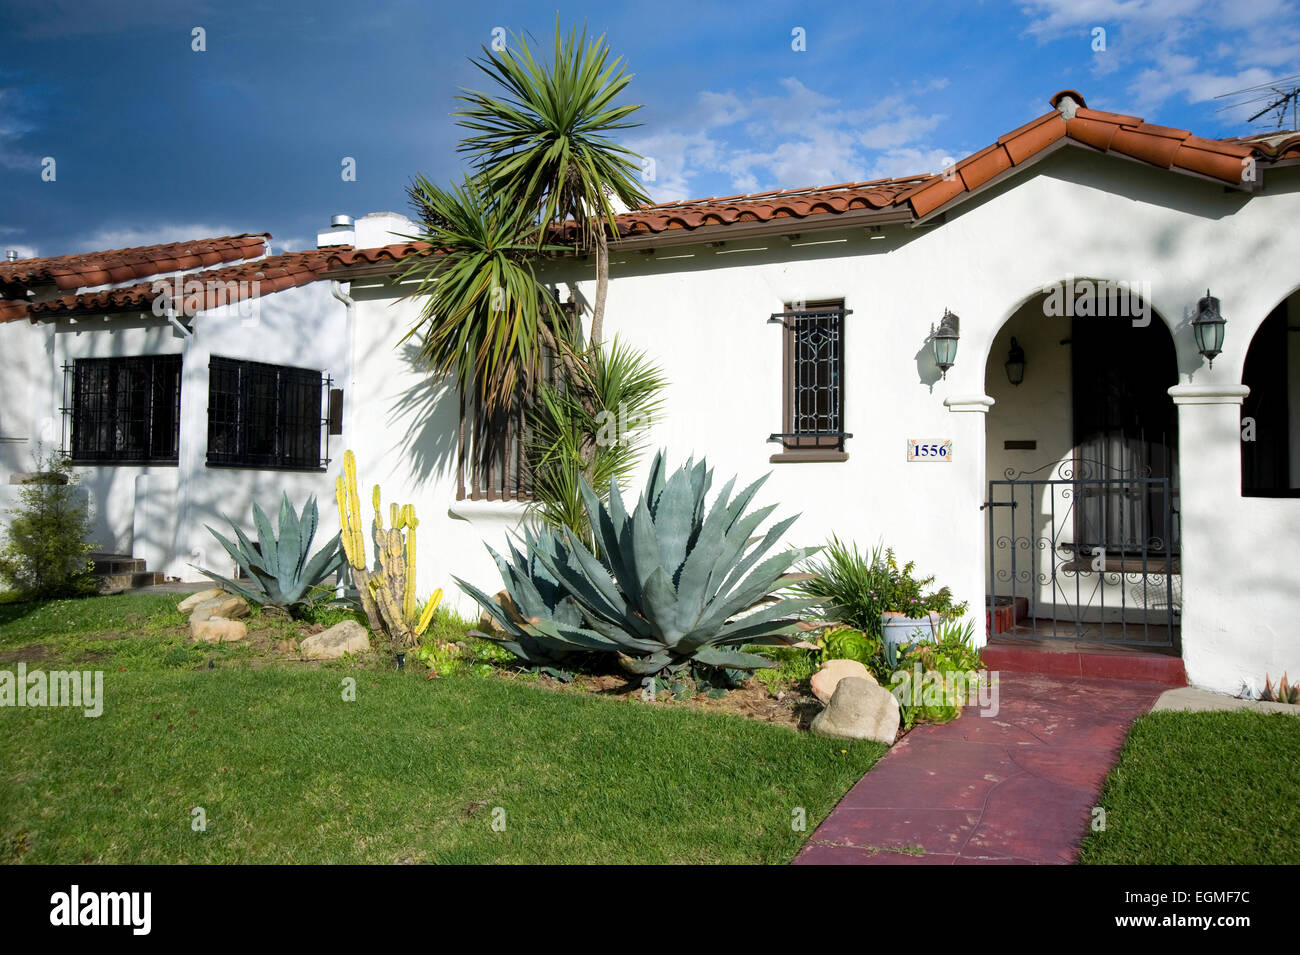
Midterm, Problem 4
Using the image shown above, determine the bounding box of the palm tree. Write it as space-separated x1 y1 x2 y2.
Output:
399 174 574 413
454 22 650 346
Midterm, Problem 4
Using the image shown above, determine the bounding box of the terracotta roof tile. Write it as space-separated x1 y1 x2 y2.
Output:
0 233 269 290
610 176 928 236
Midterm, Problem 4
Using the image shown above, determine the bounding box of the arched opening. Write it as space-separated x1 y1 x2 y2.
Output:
1241 289 1300 496
983 280 1180 647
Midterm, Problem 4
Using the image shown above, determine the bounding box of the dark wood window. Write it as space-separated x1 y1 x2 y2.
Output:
1242 302 1297 497
207 357 324 470
770 299 850 462
69 355 181 465
457 388 531 501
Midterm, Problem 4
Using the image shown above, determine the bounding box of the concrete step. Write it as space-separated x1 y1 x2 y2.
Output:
89 553 146 575
97 570 165 594
90 553 164 594
983 637 1188 686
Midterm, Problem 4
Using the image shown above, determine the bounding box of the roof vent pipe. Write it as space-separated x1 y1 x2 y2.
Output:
4 250 17 262
331 215 353 228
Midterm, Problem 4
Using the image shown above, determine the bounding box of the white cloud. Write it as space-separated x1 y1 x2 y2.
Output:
1017 0 1300 119
71 223 246 253
629 77 957 201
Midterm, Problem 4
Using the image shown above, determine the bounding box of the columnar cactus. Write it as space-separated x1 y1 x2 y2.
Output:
336 449 442 647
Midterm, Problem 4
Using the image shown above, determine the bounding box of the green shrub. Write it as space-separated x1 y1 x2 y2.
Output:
0 452 97 600
795 537 968 640
887 619 984 727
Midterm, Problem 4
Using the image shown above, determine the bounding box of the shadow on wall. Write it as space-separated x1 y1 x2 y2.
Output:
387 343 459 484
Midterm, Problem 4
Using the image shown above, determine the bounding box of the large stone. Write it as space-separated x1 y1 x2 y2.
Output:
190 618 248 643
811 677 900 744
177 589 224 614
190 594 250 622
811 657 876 704
476 589 524 636
300 619 371 660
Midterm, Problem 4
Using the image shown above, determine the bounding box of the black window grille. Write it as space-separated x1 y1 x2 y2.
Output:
66 355 182 465
769 300 851 453
207 357 328 470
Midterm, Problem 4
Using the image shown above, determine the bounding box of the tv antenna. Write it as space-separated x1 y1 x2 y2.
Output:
1215 74 1300 131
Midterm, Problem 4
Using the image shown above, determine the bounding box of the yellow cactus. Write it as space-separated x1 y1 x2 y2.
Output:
415 588 443 637
335 450 442 649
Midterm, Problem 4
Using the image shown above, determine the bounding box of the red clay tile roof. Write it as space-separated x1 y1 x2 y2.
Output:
0 233 270 291
612 176 928 236
900 91 1260 219
329 241 434 266
27 249 341 318
0 243 439 322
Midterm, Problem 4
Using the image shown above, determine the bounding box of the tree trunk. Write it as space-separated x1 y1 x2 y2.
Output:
591 228 609 347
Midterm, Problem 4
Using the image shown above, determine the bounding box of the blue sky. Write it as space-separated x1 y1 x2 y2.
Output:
1 0 1298 258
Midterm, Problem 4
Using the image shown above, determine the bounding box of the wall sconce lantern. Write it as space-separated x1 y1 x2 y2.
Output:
931 309 960 379
1004 337 1026 386
1193 289 1226 368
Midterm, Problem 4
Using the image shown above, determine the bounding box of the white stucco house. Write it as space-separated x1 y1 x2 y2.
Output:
1 90 1297 696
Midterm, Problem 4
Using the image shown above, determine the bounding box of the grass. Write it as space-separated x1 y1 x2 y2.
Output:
0 591 884 864
1079 710 1300 865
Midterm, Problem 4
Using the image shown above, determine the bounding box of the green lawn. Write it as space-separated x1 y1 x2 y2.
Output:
0 593 883 864
1079 710 1300 865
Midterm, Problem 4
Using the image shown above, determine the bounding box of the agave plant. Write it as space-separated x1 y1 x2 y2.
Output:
198 493 343 618
456 527 618 669
529 451 819 676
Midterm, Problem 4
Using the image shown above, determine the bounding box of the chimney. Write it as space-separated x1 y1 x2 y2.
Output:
4 251 18 262
317 214 355 248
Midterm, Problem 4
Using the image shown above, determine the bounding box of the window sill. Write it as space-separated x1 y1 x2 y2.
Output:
205 462 327 473
70 460 179 468
769 450 849 463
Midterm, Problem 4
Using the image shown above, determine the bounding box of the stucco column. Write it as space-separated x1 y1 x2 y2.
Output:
1168 383 1250 692
945 394 996 646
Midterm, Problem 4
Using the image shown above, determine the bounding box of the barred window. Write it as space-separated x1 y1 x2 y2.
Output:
69 355 182 465
769 299 851 461
207 357 325 470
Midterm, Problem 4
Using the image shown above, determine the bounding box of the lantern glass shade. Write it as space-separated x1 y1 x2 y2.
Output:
1193 290 1226 365
933 311 960 376
1005 337 1026 386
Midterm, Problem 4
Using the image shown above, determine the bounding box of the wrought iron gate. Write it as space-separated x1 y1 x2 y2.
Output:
985 459 1179 646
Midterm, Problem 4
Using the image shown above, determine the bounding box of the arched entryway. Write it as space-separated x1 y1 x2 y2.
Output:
1241 287 1300 497
982 280 1181 648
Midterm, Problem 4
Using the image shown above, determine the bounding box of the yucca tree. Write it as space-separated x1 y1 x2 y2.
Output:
526 337 667 549
454 21 650 346
400 174 574 413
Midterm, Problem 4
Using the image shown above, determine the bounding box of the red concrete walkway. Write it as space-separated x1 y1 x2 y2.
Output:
794 671 1163 865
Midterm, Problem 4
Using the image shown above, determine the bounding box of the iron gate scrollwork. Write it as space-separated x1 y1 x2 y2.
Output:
984 458 1179 646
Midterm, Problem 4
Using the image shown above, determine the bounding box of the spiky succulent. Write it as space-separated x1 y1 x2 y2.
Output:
456 528 618 668
197 493 343 617
529 451 819 676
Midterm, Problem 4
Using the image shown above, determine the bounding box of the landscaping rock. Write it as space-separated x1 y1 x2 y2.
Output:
190 618 248 643
811 677 900 744
476 589 524 635
177 588 224 614
300 620 371 660
811 657 876 704
189 594 250 622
